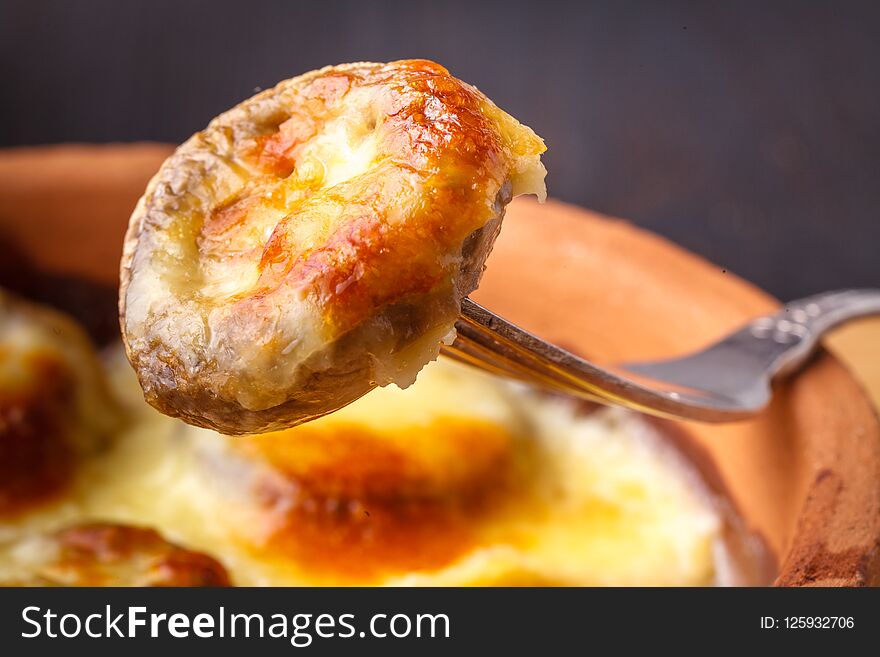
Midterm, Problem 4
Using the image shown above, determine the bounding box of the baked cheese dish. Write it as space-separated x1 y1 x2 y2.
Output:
2 291 747 586
119 60 547 434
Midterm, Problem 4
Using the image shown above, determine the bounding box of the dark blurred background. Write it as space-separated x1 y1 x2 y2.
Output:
1 0 878 300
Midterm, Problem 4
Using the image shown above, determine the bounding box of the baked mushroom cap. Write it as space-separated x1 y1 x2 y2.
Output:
120 59 546 434
0 289 119 516
0 523 230 586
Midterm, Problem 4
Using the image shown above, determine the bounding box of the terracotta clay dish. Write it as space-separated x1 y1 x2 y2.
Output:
0 144 878 586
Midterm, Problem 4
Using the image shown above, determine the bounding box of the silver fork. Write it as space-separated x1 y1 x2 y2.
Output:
443 289 880 422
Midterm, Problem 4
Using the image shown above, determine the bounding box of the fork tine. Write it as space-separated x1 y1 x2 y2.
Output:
453 325 578 394
456 298 721 414
441 341 532 383
442 335 587 398
449 303 608 402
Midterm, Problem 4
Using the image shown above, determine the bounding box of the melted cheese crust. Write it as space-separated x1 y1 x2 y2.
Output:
120 60 547 434
0 295 725 586
30 349 717 586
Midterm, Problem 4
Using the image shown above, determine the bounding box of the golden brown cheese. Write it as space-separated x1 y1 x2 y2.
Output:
0 295 734 587
216 418 524 581
84 352 727 586
0 290 119 517
119 59 547 434
0 523 230 586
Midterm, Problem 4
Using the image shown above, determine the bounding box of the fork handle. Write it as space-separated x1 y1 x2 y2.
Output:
745 289 880 378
